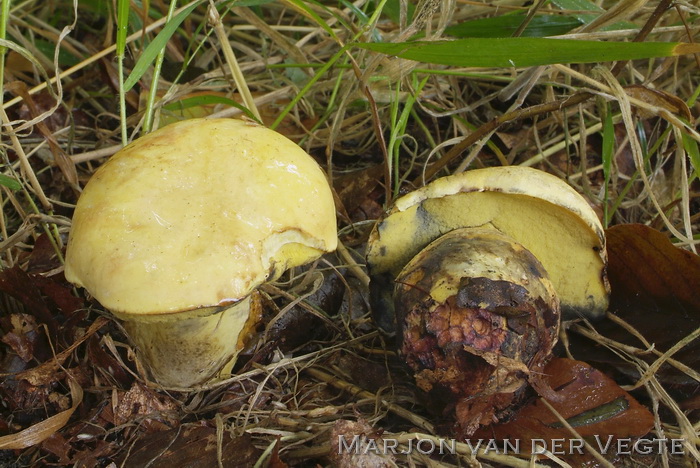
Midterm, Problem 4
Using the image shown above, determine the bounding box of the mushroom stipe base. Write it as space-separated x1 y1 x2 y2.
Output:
120 293 262 388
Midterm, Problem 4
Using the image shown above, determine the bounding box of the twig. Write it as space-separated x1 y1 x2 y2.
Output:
335 240 370 288
304 367 435 433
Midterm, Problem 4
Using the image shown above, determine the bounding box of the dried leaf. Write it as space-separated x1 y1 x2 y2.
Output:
0 378 83 450
266 267 345 354
473 358 654 451
624 85 692 121
1 314 39 362
114 382 180 431
268 438 288 468
7 82 79 189
69 438 115 467
40 433 72 464
26 234 62 274
0 266 58 335
331 353 391 394
32 274 85 317
606 224 700 311
329 419 396 468
334 165 384 223
87 335 132 386
570 224 700 395
13 317 107 388
120 426 261 467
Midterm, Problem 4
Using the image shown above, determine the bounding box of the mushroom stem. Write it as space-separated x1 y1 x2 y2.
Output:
119 292 262 388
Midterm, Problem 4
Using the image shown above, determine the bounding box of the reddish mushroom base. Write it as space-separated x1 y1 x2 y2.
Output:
397 277 559 437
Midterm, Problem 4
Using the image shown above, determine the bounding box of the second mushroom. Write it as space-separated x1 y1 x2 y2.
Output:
366 166 609 436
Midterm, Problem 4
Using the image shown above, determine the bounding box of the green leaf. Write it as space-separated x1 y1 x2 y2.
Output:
284 0 338 40
378 0 415 25
550 0 603 13
0 173 21 191
124 1 202 91
163 94 255 118
446 14 582 38
602 108 614 227
162 94 242 111
550 0 637 31
682 131 700 180
115 0 131 57
356 38 695 68
33 38 81 67
221 0 276 6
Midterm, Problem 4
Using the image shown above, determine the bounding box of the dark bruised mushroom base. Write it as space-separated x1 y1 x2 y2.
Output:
393 229 560 437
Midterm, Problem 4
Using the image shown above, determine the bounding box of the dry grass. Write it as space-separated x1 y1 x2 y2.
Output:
0 0 699 466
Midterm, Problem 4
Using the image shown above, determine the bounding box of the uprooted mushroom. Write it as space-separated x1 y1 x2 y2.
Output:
65 118 337 388
366 166 609 436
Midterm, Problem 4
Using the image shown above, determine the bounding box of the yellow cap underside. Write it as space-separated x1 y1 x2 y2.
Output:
369 191 607 313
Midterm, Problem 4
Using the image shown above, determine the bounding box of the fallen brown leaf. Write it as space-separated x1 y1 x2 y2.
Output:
606 224 700 311
329 419 396 468
473 358 654 453
571 224 700 396
119 425 262 467
624 85 693 121
1 314 39 362
114 382 180 432
0 378 83 450
16 317 108 387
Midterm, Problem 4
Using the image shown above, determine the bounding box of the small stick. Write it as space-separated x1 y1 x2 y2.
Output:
335 240 370 288
305 366 435 433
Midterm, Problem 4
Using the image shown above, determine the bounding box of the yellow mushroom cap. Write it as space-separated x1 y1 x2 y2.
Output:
367 166 609 319
65 118 337 316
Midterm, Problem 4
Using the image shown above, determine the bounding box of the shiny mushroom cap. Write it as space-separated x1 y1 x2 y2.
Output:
65 118 337 317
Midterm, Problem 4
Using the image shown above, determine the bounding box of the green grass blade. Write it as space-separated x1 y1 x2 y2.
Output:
32 38 81 67
0 173 21 191
163 94 243 111
601 108 614 227
682 131 700 180
284 0 338 41
550 0 636 30
549 0 601 26
142 0 179 133
0 0 10 108
378 0 415 25
389 75 428 198
115 0 130 55
222 0 275 6
550 0 602 12
270 44 350 130
446 14 582 38
124 0 202 92
116 0 131 145
163 94 256 119
357 38 699 68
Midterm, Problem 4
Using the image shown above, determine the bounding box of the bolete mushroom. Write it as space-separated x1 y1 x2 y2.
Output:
65 118 337 388
366 166 609 435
